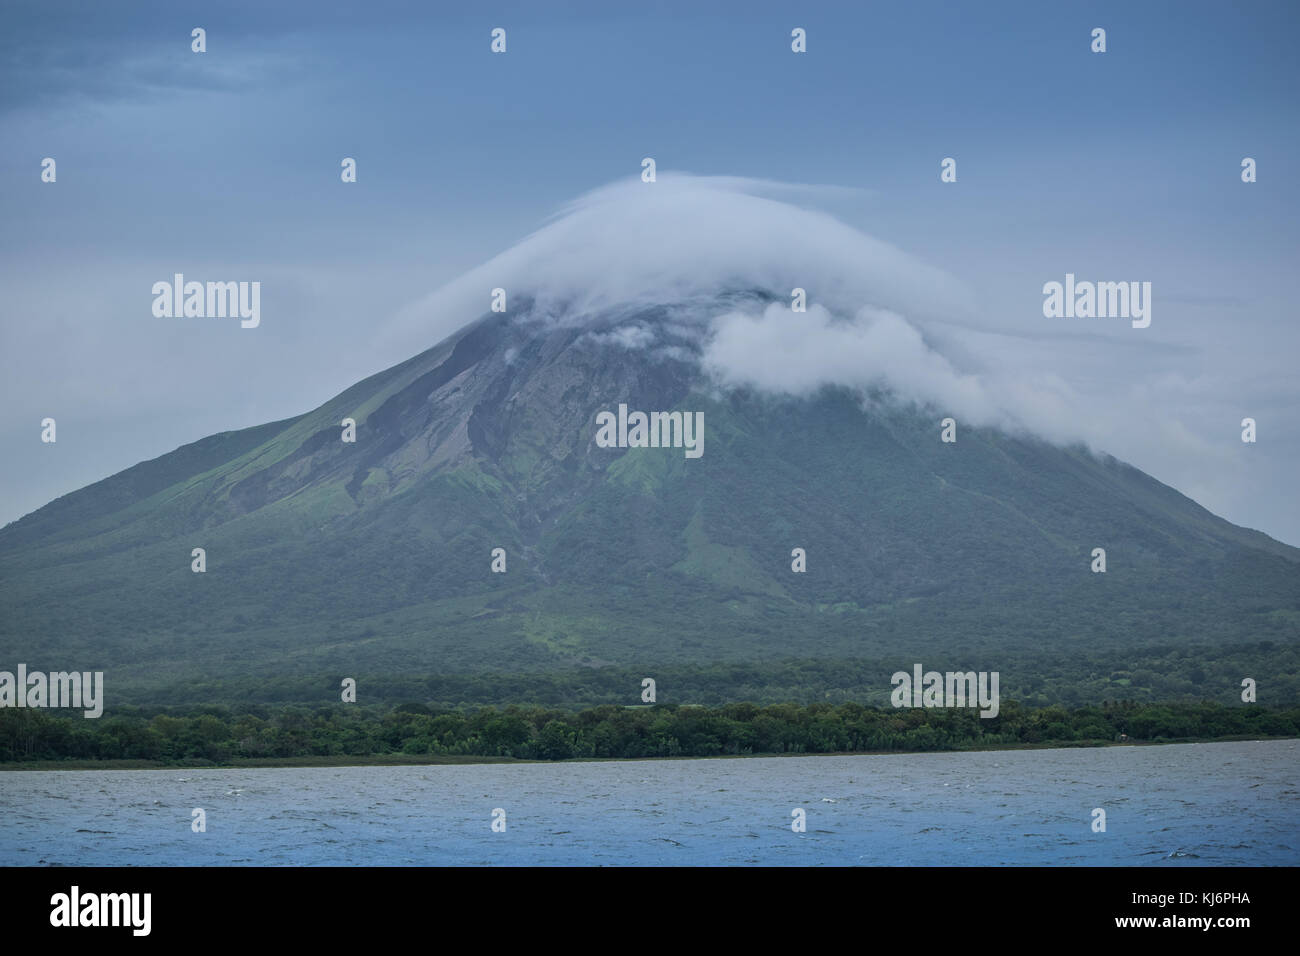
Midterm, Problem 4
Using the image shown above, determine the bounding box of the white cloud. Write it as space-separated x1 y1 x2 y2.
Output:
381 173 972 358
705 302 1000 420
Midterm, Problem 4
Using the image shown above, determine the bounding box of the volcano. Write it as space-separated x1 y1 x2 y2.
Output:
2 180 1296 707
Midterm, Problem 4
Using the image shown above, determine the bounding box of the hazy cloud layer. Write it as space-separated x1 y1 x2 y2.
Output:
386 175 1177 447
383 174 970 354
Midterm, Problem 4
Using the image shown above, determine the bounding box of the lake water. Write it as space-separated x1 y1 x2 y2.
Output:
1 740 1296 865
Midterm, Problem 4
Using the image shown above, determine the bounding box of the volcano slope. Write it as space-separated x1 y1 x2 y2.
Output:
2 288 1297 709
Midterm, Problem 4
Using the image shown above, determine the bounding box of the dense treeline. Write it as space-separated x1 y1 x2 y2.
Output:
97 641 1300 710
1 699 1295 765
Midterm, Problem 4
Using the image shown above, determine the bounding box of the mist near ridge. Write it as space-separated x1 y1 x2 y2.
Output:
382 175 1155 451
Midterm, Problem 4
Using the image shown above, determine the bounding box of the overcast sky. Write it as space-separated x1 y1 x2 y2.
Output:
2 0 1297 545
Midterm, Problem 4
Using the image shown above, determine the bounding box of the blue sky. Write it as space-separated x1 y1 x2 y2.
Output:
2 0 1298 543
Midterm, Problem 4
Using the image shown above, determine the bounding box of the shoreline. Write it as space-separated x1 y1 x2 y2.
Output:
1 733 1290 772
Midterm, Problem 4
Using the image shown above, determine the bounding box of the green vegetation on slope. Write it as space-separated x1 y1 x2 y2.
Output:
1 308 1295 704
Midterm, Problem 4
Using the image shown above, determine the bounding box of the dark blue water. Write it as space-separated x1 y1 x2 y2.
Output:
2 740 1295 865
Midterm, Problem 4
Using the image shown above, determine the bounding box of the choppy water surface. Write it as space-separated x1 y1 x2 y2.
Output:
1 740 1295 865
